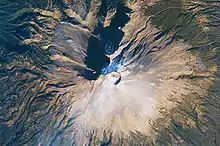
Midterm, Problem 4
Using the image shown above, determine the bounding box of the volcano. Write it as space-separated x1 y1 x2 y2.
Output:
0 0 220 145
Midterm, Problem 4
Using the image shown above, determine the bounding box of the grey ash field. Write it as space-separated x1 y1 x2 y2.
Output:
0 0 220 145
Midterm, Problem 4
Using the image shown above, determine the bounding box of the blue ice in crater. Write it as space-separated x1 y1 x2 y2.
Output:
101 53 124 75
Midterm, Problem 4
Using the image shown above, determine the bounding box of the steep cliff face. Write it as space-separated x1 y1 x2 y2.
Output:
0 0 220 145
